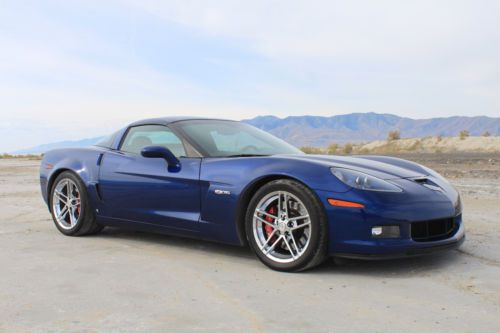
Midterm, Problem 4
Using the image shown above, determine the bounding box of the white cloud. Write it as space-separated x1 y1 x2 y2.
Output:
124 0 500 61
1 0 499 151
120 0 500 116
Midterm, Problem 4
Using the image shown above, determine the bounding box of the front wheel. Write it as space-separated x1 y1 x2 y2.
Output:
245 179 328 272
50 171 103 236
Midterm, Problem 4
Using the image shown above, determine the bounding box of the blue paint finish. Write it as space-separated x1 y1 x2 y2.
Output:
40 118 465 258
97 150 201 231
40 147 107 204
314 181 462 255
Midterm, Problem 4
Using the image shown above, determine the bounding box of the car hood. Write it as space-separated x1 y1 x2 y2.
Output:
281 154 428 180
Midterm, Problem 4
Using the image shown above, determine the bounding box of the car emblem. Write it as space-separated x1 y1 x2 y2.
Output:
214 189 231 195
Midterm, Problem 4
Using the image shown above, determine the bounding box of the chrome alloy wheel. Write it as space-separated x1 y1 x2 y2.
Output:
52 178 81 230
253 191 312 263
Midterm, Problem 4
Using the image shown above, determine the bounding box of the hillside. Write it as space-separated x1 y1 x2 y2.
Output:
354 136 500 154
13 137 103 155
244 113 500 147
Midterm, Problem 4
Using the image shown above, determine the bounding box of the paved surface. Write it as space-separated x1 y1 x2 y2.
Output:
0 158 499 332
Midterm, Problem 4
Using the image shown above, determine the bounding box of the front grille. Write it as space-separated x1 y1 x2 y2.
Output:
411 218 455 242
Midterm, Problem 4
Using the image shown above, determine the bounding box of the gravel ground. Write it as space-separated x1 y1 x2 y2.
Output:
0 155 499 333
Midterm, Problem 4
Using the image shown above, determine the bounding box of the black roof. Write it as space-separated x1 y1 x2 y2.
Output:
128 117 236 127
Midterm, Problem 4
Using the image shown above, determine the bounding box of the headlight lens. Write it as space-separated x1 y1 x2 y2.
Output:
331 168 403 192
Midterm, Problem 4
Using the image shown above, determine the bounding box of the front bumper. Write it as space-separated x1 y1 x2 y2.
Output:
315 181 465 259
333 224 465 260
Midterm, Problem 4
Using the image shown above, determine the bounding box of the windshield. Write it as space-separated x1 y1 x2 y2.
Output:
174 120 303 157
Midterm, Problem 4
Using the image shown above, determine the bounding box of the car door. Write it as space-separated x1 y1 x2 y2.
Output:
97 124 201 231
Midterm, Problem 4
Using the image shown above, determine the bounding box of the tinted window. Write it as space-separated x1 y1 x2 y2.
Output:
120 125 186 157
175 121 302 157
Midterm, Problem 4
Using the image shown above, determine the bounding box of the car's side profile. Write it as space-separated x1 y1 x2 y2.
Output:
40 117 464 271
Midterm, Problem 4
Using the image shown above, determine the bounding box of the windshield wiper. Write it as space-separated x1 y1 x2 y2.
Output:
224 154 270 158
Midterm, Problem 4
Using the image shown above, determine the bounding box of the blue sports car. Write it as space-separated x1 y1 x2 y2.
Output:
40 117 464 271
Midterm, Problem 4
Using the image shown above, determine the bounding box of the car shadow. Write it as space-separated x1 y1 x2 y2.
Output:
97 227 465 275
316 250 465 277
98 227 256 260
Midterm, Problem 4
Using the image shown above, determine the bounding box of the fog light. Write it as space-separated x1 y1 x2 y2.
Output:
371 227 383 236
371 225 400 238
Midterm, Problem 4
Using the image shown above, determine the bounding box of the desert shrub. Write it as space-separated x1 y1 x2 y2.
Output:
343 143 353 154
482 131 491 137
436 135 443 142
327 143 339 155
301 146 323 154
358 148 369 154
0 153 42 160
408 139 422 151
459 130 470 140
387 129 400 141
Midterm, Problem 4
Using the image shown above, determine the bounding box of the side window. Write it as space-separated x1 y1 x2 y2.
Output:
120 125 186 157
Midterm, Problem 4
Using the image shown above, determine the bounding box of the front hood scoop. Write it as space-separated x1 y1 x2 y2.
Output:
410 177 443 192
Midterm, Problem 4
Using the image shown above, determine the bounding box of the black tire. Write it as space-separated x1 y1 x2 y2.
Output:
245 179 328 272
49 171 103 236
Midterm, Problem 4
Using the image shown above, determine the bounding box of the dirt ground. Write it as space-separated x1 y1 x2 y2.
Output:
0 155 499 332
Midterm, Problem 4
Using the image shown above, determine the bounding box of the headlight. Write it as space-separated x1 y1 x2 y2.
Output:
331 168 403 192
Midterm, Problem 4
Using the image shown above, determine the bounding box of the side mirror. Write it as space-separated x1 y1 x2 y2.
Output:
141 146 181 172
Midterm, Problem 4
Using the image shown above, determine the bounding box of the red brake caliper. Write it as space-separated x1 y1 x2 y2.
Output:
76 192 81 215
264 206 277 238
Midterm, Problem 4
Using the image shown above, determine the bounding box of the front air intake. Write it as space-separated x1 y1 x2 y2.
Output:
411 218 455 242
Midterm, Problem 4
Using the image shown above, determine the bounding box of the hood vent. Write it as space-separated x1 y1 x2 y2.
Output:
410 177 442 192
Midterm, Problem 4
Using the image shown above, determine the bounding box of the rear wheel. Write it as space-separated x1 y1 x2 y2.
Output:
246 179 328 272
50 171 103 236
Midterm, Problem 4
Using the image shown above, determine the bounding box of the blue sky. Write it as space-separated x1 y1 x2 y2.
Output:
1 0 499 152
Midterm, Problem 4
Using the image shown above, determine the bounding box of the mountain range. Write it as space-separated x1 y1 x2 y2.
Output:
12 113 500 153
245 113 500 147
13 137 104 155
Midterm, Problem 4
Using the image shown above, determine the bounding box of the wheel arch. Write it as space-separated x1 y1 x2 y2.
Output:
235 174 324 246
47 168 72 198
47 168 87 208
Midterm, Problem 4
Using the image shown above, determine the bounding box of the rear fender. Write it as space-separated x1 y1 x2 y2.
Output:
40 148 105 208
